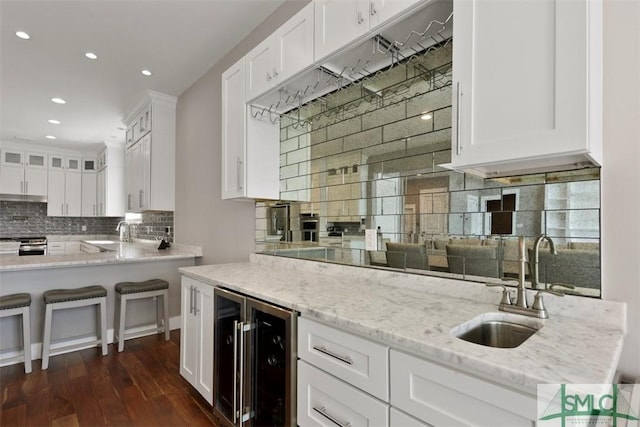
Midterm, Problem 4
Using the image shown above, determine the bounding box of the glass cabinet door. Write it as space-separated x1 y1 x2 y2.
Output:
213 288 245 426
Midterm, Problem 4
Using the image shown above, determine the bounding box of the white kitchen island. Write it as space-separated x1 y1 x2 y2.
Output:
0 239 202 366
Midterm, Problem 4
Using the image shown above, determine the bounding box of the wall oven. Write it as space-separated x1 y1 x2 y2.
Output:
213 288 297 427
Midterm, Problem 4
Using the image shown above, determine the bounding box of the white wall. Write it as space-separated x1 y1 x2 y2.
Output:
602 0 640 378
175 1 309 265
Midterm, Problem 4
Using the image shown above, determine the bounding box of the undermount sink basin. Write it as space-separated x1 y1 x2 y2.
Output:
85 240 119 245
453 313 542 348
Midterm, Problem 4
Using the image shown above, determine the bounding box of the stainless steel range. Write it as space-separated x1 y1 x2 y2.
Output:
0 237 48 256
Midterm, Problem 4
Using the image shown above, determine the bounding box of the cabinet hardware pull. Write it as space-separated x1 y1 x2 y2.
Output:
93 204 96 216
61 204 64 215
455 81 462 155
66 204 68 215
232 320 239 424
272 69 278 78
128 194 132 210
237 158 243 191
313 405 351 427
21 181 24 193
370 3 377 15
266 72 272 82
25 181 28 194
193 289 200 315
312 345 353 365
238 321 246 423
357 11 364 24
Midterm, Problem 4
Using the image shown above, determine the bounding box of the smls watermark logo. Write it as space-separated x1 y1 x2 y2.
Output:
538 384 640 427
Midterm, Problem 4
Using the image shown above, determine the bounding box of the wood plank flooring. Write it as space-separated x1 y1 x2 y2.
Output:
0 330 218 427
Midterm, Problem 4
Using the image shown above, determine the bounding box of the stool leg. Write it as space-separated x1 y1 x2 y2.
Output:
99 297 108 356
162 290 170 341
117 294 126 352
22 306 32 374
42 304 53 370
114 292 121 346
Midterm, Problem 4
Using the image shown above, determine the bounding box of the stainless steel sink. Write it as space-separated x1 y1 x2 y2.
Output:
452 313 543 348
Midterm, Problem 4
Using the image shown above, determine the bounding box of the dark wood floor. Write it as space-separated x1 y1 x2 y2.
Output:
0 330 218 427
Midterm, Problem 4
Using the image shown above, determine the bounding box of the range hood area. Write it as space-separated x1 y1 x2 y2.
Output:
0 193 47 203
249 0 453 118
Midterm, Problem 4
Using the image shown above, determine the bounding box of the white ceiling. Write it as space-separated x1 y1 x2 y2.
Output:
0 0 286 151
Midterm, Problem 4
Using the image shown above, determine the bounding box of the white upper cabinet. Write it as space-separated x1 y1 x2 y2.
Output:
222 57 247 200
0 148 48 196
314 0 425 62
222 57 280 200
246 2 314 101
123 91 176 211
47 168 81 217
81 171 97 217
450 0 603 177
315 0 370 62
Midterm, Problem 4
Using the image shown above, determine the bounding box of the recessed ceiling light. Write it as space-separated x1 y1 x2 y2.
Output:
45 135 57 140
85 52 98 59
141 69 152 76
420 112 433 120
51 97 66 104
48 119 61 125
15 31 30 40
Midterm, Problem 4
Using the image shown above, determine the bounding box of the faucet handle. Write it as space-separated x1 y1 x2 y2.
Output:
486 283 514 305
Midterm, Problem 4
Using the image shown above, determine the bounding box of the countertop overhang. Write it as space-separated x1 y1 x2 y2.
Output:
180 254 626 393
0 237 202 272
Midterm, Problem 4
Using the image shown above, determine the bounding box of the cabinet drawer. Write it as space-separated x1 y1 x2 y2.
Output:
390 350 536 427
298 317 389 401
298 360 389 427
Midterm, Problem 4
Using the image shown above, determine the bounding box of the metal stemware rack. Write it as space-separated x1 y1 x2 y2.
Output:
249 5 454 128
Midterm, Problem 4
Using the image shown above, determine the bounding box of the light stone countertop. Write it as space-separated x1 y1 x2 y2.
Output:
0 237 202 271
180 253 626 393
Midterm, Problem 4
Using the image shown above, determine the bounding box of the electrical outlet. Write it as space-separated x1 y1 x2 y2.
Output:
81 225 87 232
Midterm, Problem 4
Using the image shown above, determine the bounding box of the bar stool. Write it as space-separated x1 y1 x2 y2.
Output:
114 279 169 352
42 285 108 370
0 293 32 373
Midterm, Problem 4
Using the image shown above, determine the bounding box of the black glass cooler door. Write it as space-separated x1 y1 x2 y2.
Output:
213 288 244 426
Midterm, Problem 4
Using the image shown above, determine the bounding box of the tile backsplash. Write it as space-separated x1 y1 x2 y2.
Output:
0 201 123 236
0 201 174 241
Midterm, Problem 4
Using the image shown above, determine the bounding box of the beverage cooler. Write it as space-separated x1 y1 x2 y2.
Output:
213 288 297 427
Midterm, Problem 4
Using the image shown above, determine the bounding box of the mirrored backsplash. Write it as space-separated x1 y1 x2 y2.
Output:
255 42 601 297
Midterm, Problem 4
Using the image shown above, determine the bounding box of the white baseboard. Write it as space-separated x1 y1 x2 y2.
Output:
0 315 182 368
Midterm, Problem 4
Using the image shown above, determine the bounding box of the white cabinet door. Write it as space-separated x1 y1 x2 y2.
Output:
246 37 276 102
0 166 24 194
390 407 432 427
125 137 149 211
24 152 47 169
195 284 213 403
390 349 536 426
298 360 389 427
275 2 315 85
221 57 247 199
81 172 97 216
47 170 66 216
65 172 82 216
96 168 106 216
450 0 602 176
370 0 423 28
65 241 81 254
24 168 48 196
315 0 370 61
179 277 214 405
180 280 198 386
1 149 24 166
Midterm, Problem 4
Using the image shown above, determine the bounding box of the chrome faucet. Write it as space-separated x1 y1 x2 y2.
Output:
487 235 571 319
531 234 558 290
116 221 131 242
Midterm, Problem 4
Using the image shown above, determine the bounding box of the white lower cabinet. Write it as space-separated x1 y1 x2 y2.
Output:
179 277 213 404
390 349 536 427
390 407 432 427
298 360 389 427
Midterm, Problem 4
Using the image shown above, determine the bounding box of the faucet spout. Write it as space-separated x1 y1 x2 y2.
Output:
532 234 557 289
116 221 131 242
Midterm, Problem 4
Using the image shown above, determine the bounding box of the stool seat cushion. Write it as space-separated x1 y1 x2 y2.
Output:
0 293 31 310
44 286 107 304
115 279 169 294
